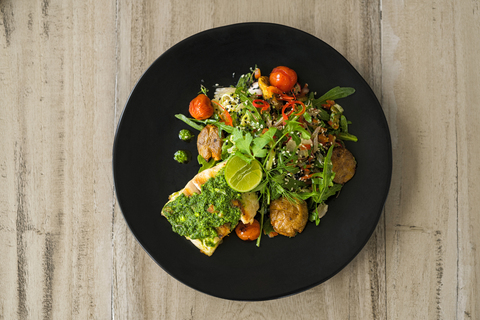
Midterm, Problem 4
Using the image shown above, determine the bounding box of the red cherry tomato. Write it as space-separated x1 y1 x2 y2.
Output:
189 94 214 120
269 66 298 92
235 219 261 241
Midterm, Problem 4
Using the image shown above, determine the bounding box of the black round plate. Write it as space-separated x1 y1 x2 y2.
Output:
113 23 392 301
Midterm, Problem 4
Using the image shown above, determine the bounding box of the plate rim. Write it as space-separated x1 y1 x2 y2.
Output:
112 22 393 301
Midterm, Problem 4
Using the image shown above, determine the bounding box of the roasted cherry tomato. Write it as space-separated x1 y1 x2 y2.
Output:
269 66 298 92
189 94 214 120
235 219 261 241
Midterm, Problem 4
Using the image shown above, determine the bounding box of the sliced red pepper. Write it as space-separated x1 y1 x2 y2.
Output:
299 173 314 181
212 101 233 126
278 94 295 101
282 100 306 120
292 101 306 116
252 99 270 113
282 103 294 120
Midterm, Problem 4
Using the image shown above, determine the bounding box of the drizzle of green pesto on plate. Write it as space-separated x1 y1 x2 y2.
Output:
174 150 191 164
179 129 194 141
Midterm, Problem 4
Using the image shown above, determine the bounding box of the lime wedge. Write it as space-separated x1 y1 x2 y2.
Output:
225 156 263 192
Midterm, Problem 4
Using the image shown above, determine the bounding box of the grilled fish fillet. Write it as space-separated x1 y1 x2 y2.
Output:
239 191 259 224
162 161 259 256
181 161 226 197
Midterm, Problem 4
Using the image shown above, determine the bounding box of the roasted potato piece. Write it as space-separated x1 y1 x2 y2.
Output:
197 124 222 161
269 197 308 237
331 146 356 184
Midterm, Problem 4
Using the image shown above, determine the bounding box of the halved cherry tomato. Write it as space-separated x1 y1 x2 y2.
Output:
269 66 298 92
189 94 214 120
235 219 261 241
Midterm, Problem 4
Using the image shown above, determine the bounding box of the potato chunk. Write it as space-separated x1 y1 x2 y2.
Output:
331 146 356 184
197 124 222 161
269 197 308 237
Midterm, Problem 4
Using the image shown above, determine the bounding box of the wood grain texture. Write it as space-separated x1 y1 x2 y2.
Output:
453 2 480 319
0 0 479 319
0 0 117 319
382 0 480 319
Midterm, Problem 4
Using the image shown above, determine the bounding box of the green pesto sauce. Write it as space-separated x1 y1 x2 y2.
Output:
162 173 242 247
179 129 194 141
174 150 191 164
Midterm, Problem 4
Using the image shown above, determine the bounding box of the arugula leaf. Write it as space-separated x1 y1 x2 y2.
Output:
313 87 355 106
320 145 336 191
283 177 307 190
309 205 321 225
251 179 268 193
309 209 317 224
309 202 330 226
221 136 234 159
283 120 311 140
175 114 205 131
262 218 275 236
340 115 348 133
298 145 340 205
291 134 301 146
321 183 342 200
215 122 234 134
318 109 330 121
197 155 216 173
303 111 312 123
234 150 252 163
337 132 358 142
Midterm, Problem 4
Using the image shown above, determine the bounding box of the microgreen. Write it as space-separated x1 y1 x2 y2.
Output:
199 84 209 95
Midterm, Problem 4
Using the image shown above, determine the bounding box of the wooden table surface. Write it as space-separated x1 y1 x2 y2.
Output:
1 0 479 319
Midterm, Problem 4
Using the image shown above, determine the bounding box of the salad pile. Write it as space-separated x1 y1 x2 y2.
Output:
175 66 357 246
